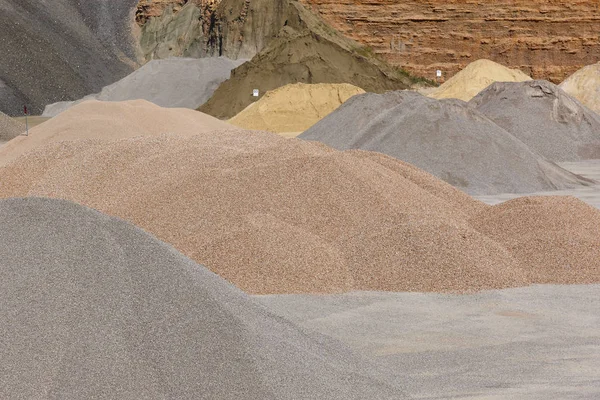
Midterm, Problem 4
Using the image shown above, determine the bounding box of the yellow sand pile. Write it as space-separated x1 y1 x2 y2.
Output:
429 59 532 101
0 99 232 166
559 62 600 115
228 83 365 134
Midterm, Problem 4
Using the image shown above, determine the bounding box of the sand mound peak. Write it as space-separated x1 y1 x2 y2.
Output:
470 80 600 161
0 129 533 294
0 111 24 143
429 59 532 101
0 197 408 399
0 100 232 166
229 83 365 133
300 91 591 195
559 62 600 115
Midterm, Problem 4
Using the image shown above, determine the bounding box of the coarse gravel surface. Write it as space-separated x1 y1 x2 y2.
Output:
0 197 410 399
0 111 24 143
257 284 600 399
470 80 600 161
300 91 592 195
43 57 247 117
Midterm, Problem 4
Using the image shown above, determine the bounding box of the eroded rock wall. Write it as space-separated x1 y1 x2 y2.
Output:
299 0 600 82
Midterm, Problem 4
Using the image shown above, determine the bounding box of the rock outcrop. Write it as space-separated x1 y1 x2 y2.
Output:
295 0 600 83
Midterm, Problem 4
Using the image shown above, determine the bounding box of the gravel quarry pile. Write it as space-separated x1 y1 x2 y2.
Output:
300 91 592 195
0 112 24 143
43 57 247 117
429 59 532 101
229 83 365 133
559 62 600 115
0 100 232 166
0 197 407 399
0 0 139 115
470 80 600 161
0 129 532 294
470 196 600 284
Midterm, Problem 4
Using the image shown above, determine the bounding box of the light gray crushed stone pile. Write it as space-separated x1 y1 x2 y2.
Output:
469 80 600 162
0 197 408 400
0 111 24 142
300 91 593 195
43 57 247 117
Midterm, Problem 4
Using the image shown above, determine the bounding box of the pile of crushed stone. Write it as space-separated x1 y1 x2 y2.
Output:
43 57 247 117
429 59 532 101
0 111 24 143
470 80 600 161
300 91 592 195
559 62 600 115
0 100 232 166
229 83 364 134
0 197 408 399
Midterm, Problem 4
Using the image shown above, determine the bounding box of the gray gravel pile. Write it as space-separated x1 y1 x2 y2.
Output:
0 112 24 143
0 0 139 115
300 91 592 195
43 58 247 117
469 80 600 161
0 197 408 399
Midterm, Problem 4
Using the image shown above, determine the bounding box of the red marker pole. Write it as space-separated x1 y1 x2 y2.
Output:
23 105 28 136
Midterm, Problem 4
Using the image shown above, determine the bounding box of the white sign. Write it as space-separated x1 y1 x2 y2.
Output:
436 70 442 78
252 89 259 97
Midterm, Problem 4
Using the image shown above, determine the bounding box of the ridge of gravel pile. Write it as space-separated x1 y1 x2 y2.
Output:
470 196 600 284
0 129 532 294
0 197 408 399
0 99 232 166
0 111 24 143
469 80 600 161
559 62 600 115
429 59 532 101
300 91 592 195
43 57 247 117
229 83 365 133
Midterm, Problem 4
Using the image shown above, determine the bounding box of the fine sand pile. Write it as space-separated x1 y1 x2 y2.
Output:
43 58 247 117
0 112 24 143
0 197 407 399
229 83 365 133
429 59 532 101
559 62 600 115
0 100 232 166
470 196 600 284
0 130 533 294
470 80 600 161
300 91 592 195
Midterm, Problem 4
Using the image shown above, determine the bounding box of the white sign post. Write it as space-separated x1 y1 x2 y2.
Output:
252 89 259 97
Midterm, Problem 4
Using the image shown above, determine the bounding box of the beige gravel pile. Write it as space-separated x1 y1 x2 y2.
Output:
559 62 600 115
470 196 600 284
0 130 529 294
0 99 232 166
429 59 532 101
0 197 408 399
0 111 24 143
228 83 365 133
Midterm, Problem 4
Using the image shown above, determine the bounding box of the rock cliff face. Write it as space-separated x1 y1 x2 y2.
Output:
298 0 600 83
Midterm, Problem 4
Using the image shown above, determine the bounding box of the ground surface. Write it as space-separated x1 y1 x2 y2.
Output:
258 284 600 399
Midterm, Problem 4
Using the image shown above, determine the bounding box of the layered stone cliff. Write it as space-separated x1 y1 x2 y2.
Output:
299 0 600 83
136 0 600 82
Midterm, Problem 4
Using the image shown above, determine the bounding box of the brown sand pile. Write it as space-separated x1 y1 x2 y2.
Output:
559 62 600 115
470 196 600 284
0 99 232 166
0 111 24 143
429 59 532 101
228 83 365 133
0 130 530 294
